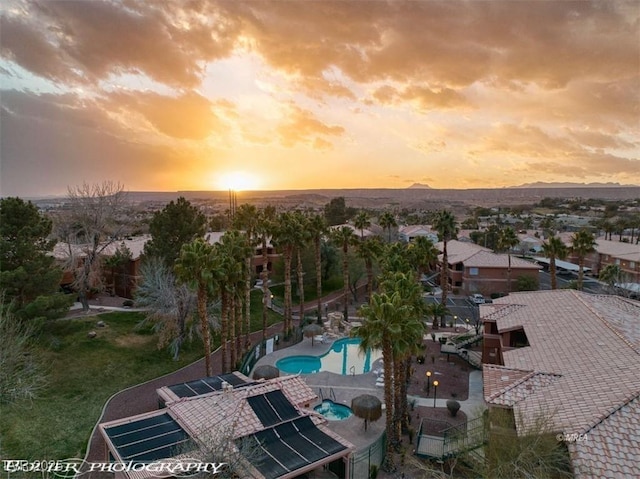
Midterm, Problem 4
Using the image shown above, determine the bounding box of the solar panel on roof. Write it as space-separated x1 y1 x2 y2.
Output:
237 436 287 479
104 413 194 463
238 415 348 479
297 422 346 456
167 383 198 398
260 437 309 472
280 433 327 463
189 379 218 395
220 373 246 386
248 394 281 427
265 390 299 422
167 374 251 398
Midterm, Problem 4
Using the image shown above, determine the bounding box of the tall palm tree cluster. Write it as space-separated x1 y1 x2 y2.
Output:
353 241 431 472
171 207 332 376
175 232 252 377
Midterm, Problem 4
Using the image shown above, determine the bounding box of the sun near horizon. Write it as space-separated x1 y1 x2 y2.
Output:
215 171 262 192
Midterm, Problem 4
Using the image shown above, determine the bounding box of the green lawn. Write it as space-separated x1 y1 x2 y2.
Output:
0 294 281 461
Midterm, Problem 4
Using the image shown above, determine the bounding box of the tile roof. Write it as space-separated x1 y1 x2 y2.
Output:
435 239 492 263
593 239 640 262
483 364 561 407
168 375 320 439
101 375 353 479
463 251 541 269
569 393 640 479
52 235 150 260
482 290 640 478
435 240 540 269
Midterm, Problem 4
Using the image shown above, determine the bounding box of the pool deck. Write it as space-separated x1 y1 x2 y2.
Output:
253 336 387 452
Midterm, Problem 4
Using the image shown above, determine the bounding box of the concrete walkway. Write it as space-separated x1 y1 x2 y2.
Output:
408 370 485 418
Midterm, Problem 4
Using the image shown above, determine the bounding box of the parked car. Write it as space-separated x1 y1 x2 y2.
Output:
470 293 485 304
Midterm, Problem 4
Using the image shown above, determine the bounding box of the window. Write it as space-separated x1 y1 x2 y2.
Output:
630 261 636 269
469 267 479 276
615 259 621 265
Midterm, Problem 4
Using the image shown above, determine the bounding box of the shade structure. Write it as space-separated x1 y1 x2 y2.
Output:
303 324 324 346
351 394 382 431
252 364 280 381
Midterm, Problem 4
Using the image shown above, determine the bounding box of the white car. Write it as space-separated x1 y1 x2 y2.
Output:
470 294 485 304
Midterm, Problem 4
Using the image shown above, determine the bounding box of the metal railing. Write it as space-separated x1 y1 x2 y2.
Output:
416 415 486 460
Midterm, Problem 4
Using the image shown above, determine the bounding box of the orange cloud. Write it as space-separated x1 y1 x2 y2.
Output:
276 104 345 149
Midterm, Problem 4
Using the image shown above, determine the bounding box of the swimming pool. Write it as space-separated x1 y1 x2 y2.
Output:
275 337 382 375
314 400 353 421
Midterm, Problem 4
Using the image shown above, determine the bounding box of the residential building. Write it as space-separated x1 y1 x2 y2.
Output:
435 240 541 296
482 290 640 478
54 232 279 299
100 374 354 479
586 238 639 282
53 235 148 298
398 225 438 243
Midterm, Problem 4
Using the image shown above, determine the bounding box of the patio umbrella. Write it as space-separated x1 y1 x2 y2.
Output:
303 324 324 346
351 394 382 431
252 364 280 380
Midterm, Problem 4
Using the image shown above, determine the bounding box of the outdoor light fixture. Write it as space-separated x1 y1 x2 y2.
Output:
433 380 439 407
454 315 458 331
426 371 432 395
466 318 470 331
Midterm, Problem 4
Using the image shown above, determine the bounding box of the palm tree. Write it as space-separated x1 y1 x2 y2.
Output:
175 238 218 377
292 211 310 323
233 203 258 353
498 226 520 293
599 263 623 293
571 230 596 290
426 301 449 331
356 236 383 303
541 236 568 290
379 211 397 242
408 236 439 279
433 210 457 326
354 211 371 240
332 225 357 321
273 211 300 336
353 292 409 472
380 271 425 440
219 230 252 369
308 213 327 322
256 206 276 340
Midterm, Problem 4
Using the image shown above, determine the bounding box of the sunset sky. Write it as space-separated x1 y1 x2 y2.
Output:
1 0 639 197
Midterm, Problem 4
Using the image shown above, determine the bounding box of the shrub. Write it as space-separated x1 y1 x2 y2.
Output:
369 464 379 479
122 299 134 307
446 399 461 417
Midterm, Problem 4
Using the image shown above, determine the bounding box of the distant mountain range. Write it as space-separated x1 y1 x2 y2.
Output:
407 183 432 189
511 181 638 188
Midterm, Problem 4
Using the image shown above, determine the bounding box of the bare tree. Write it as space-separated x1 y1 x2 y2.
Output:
56 182 128 311
135 258 204 360
175 424 263 479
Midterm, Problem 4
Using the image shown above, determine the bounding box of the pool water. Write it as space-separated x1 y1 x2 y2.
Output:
275 337 382 375
314 400 353 421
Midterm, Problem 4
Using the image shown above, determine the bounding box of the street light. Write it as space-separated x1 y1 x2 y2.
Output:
433 380 439 407
465 318 470 332
454 315 458 331
425 371 432 395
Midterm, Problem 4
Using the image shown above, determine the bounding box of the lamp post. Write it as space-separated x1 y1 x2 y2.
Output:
425 371 432 395
433 380 439 407
454 315 458 331
465 318 470 332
